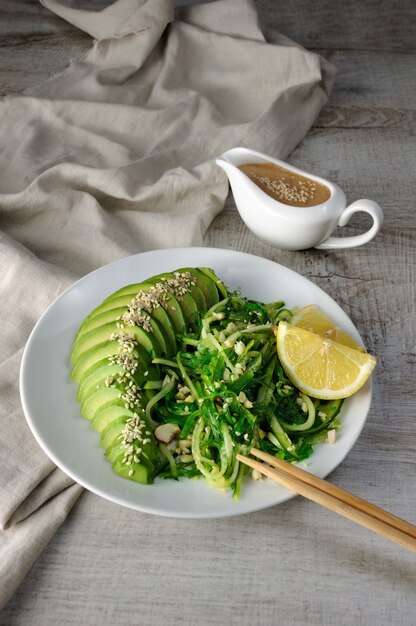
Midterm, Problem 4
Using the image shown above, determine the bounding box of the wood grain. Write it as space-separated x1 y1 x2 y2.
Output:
1 1 415 625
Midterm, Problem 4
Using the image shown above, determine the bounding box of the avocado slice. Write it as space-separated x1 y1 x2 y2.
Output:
91 405 135 433
104 280 188 336
145 273 200 332
82 297 177 356
75 307 127 343
112 457 153 484
77 363 123 403
188 284 206 313
71 342 121 382
175 267 221 308
77 361 159 405
107 444 156 472
71 319 164 364
81 386 125 421
198 267 229 299
100 420 126 449
94 282 181 350
72 336 153 382
80 294 136 324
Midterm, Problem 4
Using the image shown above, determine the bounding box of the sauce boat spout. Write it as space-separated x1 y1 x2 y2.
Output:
216 155 243 185
216 147 260 192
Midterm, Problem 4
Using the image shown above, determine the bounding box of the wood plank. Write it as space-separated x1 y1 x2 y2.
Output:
256 0 416 52
0 0 90 96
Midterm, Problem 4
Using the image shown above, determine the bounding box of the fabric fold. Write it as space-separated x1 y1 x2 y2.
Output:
40 0 174 40
0 0 335 610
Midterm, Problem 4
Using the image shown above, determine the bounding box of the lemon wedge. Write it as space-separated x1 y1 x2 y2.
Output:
276 321 376 399
291 304 365 352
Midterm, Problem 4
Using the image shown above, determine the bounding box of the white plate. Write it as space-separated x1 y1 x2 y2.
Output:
20 248 371 518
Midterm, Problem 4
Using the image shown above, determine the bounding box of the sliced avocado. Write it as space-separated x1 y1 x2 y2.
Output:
71 341 121 382
100 420 126 449
79 295 175 358
180 293 200 332
78 363 122 402
81 386 131 421
78 361 159 405
149 306 177 355
97 281 182 350
76 339 153 381
74 295 133 345
81 294 136 322
91 405 135 433
107 444 155 474
99 275 207 336
112 457 153 484
133 280 188 335
100 418 156 455
188 284 206 313
105 414 159 469
198 267 228 299
175 267 220 308
103 283 142 301
75 307 127 343
106 441 131 464
145 273 199 332
71 320 163 364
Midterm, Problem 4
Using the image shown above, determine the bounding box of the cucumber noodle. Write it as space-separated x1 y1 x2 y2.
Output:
147 294 343 497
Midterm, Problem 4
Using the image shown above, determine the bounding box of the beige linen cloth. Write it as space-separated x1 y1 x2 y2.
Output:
0 0 334 609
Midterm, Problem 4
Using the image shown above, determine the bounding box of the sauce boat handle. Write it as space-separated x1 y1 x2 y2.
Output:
315 200 384 250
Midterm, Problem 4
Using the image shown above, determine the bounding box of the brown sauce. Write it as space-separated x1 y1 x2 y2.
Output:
239 162 331 207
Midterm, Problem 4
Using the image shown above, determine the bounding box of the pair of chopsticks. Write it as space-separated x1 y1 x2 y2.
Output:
237 449 416 553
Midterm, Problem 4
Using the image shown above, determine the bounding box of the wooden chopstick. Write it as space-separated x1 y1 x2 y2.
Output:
236 449 416 553
251 448 416 539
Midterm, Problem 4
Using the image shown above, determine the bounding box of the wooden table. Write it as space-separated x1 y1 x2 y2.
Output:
2 1 415 624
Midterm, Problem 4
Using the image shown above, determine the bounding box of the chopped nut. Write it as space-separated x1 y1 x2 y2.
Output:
154 423 180 444
327 429 337 444
222 368 231 381
252 469 262 481
178 439 192 451
180 454 194 463
237 391 247 404
234 341 246 356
